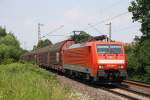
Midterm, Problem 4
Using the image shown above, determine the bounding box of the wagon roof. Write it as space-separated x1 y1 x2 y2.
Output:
50 39 73 52
21 52 30 56
22 39 73 56
22 45 51 56
35 45 51 53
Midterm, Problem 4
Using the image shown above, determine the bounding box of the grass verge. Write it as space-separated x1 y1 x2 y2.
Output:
0 63 88 100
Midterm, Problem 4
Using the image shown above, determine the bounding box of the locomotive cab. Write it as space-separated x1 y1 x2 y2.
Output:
95 42 128 82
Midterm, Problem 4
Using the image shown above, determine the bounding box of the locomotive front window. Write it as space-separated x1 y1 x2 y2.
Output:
97 44 122 54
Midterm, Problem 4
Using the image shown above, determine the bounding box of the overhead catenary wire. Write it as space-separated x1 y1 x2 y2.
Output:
88 23 104 34
41 25 64 39
113 23 140 32
47 35 70 36
84 11 129 31
83 0 130 38
40 1 129 39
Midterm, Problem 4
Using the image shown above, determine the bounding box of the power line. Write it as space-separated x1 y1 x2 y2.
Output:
41 25 64 39
113 24 140 32
47 35 69 36
109 11 129 21
45 31 75 37
84 0 130 32
85 11 129 30
88 23 104 34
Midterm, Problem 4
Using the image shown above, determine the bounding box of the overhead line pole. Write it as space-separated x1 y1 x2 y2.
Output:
38 23 43 43
106 22 112 42
84 12 128 31
38 23 40 42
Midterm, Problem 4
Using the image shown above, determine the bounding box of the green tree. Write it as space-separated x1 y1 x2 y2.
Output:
128 0 150 82
0 27 23 64
71 31 91 43
0 26 6 37
126 44 137 76
33 39 52 50
0 33 20 48
128 0 150 40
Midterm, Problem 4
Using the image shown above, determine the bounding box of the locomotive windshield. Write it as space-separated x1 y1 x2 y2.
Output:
97 44 122 54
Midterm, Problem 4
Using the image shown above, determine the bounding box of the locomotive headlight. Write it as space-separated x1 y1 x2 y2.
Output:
99 65 104 69
119 65 124 69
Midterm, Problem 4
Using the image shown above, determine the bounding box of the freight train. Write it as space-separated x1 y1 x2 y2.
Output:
21 39 128 83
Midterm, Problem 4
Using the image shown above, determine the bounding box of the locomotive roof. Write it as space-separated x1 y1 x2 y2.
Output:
68 41 126 49
94 41 126 44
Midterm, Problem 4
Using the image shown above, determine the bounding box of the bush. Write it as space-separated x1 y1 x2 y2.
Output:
126 40 150 82
0 27 23 64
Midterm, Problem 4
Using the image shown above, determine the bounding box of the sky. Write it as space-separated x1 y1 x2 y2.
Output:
0 0 142 50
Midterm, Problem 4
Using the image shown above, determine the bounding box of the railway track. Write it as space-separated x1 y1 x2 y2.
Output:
58 74 150 100
44 67 150 99
123 80 150 88
109 84 150 100
71 78 150 99
122 80 150 97
98 86 139 100
110 80 150 100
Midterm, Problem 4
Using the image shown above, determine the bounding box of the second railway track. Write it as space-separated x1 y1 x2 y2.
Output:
110 84 150 100
43 66 150 99
123 80 150 88
122 80 150 98
57 73 150 100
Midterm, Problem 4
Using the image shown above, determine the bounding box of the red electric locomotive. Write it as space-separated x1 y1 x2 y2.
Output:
21 39 128 83
63 41 128 83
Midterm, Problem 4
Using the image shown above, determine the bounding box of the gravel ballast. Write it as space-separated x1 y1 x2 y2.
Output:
57 75 128 100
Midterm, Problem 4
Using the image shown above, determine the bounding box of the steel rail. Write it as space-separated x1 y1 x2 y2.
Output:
100 87 139 100
123 80 150 88
118 85 150 98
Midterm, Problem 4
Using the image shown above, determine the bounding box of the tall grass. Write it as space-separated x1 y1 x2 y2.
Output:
0 63 87 100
